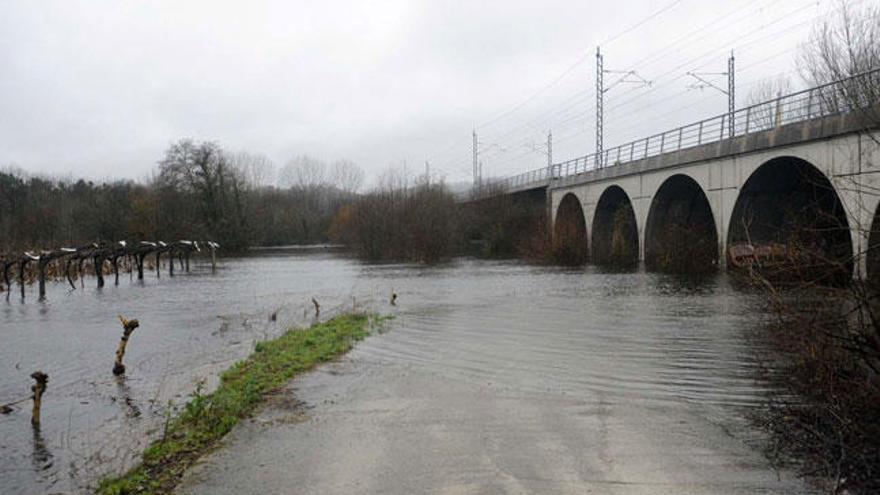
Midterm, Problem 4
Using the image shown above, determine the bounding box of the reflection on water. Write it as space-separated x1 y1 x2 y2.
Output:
113 376 141 419
30 427 53 473
1 250 776 494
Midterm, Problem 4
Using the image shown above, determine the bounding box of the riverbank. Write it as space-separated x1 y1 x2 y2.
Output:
747 283 880 494
97 312 386 495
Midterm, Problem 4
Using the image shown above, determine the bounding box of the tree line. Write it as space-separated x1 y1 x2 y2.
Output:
0 139 364 253
1 140 546 263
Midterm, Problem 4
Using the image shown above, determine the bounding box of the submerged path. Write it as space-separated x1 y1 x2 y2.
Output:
178 263 815 495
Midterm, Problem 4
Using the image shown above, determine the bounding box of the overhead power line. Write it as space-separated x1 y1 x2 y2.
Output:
441 0 838 180
474 0 685 131
478 0 782 173
600 0 686 46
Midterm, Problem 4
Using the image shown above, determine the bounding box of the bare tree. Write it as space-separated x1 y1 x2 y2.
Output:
744 76 794 131
157 139 251 248
278 155 327 190
797 0 880 86
330 159 364 194
797 0 880 131
229 151 276 189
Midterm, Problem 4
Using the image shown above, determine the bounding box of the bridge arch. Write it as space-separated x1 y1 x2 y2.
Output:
727 156 852 281
645 174 718 272
553 192 588 265
592 185 638 266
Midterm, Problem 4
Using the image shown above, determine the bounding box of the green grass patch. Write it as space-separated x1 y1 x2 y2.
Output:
98 312 388 495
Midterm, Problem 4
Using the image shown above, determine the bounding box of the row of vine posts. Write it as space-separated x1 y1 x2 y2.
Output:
0 240 219 300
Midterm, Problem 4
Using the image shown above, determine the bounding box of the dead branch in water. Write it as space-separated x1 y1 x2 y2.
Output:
30 371 48 427
113 316 141 376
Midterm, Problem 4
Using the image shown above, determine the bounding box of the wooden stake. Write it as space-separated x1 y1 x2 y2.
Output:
38 260 47 299
65 258 76 289
113 316 140 375
30 371 48 427
113 256 121 286
19 260 26 299
94 256 105 288
78 258 86 288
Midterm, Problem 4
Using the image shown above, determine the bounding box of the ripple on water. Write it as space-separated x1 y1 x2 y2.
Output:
2 254 777 494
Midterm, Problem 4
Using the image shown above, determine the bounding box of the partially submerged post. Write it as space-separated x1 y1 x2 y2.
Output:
135 253 145 280
112 241 127 286
155 241 167 278
60 248 78 290
94 254 105 288
18 260 25 298
112 256 120 285
2 257 13 293
0 255 6 293
208 241 219 273
20 255 36 300
0 239 218 295
177 241 191 272
30 371 48 427
135 241 156 281
78 257 86 288
37 254 48 299
64 258 75 289
113 316 140 375
311 297 320 317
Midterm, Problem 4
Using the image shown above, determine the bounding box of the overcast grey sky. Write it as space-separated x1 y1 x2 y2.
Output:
0 0 832 185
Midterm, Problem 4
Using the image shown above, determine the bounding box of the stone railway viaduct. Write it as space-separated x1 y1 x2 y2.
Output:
485 72 880 277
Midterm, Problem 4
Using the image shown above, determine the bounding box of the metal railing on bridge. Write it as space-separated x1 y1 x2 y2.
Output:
486 68 880 195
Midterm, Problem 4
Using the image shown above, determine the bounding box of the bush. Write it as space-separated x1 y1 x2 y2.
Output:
752 276 880 493
329 181 462 263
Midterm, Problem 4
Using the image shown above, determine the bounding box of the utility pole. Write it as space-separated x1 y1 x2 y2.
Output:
471 133 504 193
596 46 651 168
472 129 478 193
596 47 603 168
685 51 736 138
728 51 735 138
525 130 553 175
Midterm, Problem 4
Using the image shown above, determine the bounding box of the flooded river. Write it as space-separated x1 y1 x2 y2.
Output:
1 250 813 493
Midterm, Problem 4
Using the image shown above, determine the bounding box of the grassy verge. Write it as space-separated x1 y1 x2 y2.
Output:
98 312 386 495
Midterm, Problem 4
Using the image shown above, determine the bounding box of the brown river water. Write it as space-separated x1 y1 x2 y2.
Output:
0 249 814 494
